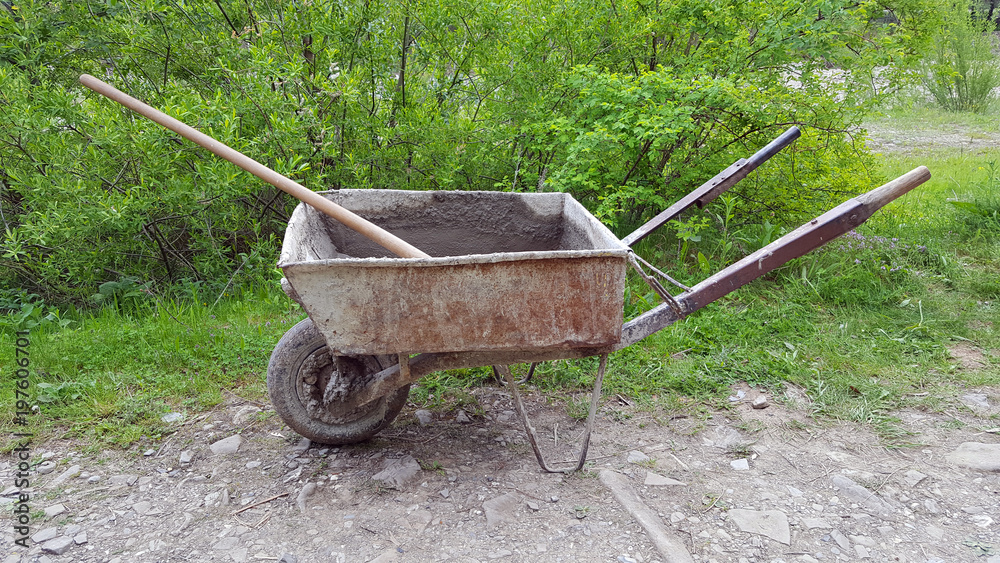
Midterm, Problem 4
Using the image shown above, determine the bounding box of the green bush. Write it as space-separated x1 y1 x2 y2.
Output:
0 0 939 303
922 3 1000 113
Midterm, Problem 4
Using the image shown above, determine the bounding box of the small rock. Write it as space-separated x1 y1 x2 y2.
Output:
482 492 520 528
409 509 433 534
486 549 513 559
297 482 317 513
669 512 685 523
231 405 261 425
972 514 995 528
415 410 434 426
618 556 639 563
849 534 875 547
161 412 184 423
108 474 138 486
439 488 450 498
961 393 990 411
31 527 60 543
87 475 101 484
41 536 74 555
855 545 871 559
49 465 81 487
626 451 650 464
179 450 194 464
372 455 422 489
902 469 927 487
37 461 57 475
946 442 1000 472
64 524 81 536
291 438 311 454
210 435 244 455
727 508 790 544
751 395 769 409
143 448 155 456
830 529 850 550
730 459 750 471
455 410 472 424
212 536 240 550
43 504 66 519
644 472 686 486
830 475 894 517
133 501 152 515
74 531 88 545
526 501 539 511
802 518 832 530
246 461 262 469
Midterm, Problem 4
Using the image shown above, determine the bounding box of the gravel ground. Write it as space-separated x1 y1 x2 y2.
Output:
2 374 998 563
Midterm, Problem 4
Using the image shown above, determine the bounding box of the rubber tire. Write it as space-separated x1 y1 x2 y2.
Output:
267 318 409 445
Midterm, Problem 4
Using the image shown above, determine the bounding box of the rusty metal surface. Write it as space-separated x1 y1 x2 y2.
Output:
619 166 931 349
280 190 628 356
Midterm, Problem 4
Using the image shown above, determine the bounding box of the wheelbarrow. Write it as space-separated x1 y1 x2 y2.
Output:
80 75 930 472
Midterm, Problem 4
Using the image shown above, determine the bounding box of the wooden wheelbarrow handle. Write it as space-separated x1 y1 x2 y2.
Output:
79 74 430 259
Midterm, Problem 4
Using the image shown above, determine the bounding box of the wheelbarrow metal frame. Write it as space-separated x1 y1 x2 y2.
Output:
325 166 931 414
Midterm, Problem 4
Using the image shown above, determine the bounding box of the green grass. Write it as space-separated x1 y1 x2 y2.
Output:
2 107 999 449
0 283 304 451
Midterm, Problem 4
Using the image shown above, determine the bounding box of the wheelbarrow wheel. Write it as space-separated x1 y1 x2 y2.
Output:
267 318 409 445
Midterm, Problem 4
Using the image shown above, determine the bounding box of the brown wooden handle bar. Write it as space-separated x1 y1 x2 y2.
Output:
79 74 430 259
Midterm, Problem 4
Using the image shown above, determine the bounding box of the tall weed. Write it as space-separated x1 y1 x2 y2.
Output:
922 4 1000 113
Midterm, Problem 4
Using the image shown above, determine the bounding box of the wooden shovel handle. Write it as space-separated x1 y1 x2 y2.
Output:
79 74 430 259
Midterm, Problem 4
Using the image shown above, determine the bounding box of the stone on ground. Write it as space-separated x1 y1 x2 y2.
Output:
727 509 790 545
43 503 66 519
232 405 261 425
41 536 74 555
946 442 1000 472
371 455 421 489
296 482 317 513
415 409 433 426
599 470 695 563
830 475 895 518
31 527 59 543
482 492 519 528
626 450 650 464
210 435 244 455
49 464 81 487
644 472 686 486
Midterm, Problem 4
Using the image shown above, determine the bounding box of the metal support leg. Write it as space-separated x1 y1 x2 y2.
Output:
495 354 608 473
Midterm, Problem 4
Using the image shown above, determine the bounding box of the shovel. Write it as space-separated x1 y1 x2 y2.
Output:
79 74 430 259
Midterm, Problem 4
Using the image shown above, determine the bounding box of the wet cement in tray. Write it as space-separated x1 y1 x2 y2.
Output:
315 191 598 259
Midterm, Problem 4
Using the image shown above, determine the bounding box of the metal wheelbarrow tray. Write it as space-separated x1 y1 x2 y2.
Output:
279 190 629 356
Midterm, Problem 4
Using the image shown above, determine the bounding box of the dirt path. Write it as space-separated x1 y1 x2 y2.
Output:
3 378 998 563
865 120 1000 154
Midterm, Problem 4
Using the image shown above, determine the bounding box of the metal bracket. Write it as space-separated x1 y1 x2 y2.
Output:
496 354 608 473
627 252 686 318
